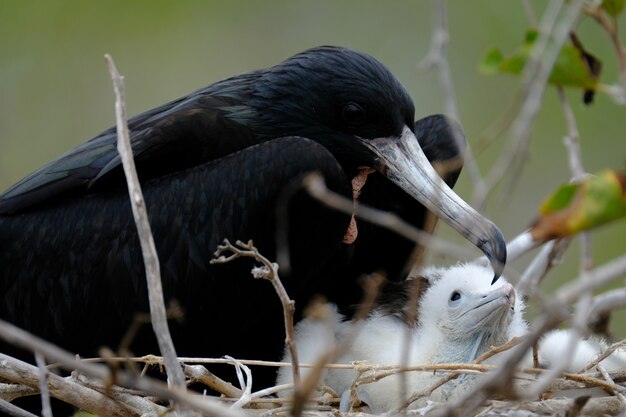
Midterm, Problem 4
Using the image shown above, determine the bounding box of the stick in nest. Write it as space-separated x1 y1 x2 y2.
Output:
211 239 301 391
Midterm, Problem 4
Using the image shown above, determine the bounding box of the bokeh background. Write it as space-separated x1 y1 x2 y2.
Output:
1 1 625 334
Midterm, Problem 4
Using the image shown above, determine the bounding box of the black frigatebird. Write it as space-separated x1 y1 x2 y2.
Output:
0 46 505 388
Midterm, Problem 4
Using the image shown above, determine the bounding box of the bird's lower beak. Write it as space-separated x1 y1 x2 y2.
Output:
361 125 506 281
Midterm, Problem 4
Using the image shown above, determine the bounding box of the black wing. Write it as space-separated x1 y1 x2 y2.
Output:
0 137 351 373
0 90 259 214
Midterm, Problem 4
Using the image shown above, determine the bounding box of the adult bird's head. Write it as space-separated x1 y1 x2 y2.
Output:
249 46 506 279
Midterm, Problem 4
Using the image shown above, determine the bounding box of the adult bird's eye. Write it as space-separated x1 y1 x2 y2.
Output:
450 291 461 302
341 102 366 126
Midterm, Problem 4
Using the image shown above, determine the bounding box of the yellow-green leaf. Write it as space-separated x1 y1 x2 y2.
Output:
531 170 626 241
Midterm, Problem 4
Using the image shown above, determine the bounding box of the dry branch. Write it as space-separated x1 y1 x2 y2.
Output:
477 0 585 206
0 318 249 417
34 353 52 417
0 353 138 417
302 172 474 261
211 239 301 392
104 54 186 394
0 399 38 417
420 0 487 207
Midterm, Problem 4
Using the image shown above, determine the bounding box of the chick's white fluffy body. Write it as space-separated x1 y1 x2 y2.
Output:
277 263 626 412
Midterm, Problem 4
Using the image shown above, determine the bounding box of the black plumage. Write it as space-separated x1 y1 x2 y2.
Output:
0 46 505 389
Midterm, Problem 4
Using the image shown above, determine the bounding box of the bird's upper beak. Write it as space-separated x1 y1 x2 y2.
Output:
361 125 506 281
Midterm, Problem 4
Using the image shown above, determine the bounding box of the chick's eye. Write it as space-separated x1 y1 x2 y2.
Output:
450 291 461 302
341 102 365 126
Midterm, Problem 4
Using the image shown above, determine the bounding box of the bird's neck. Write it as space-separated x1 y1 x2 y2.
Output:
430 329 502 364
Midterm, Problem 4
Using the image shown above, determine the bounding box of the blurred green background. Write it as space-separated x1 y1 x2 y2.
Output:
1 1 625 335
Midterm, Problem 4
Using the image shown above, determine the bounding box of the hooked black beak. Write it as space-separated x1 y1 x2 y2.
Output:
361 125 506 282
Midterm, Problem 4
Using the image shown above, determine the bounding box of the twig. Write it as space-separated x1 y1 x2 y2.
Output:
0 318 249 417
477 0 585 207
490 397 624 416
420 0 487 207
0 352 137 417
104 54 186 392
294 273 384 415
0 383 37 402
526 323 586 398
534 86 594 400
34 352 52 417
440 311 565 417
224 356 253 409
522 0 538 26
558 254 626 304
584 4 626 100
302 172 475 260
0 399 38 417
505 230 541 263
183 364 243 399
398 276 428 411
579 339 626 373
211 239 300 391
516 238 571 296
71 372 166 416
597 364 626 408
400 337 524 410
557 88 586 180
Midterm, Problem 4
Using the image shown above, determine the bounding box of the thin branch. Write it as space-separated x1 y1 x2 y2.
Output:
0 383 37 402
579 339 626 373
0 353 138 417
302 172 475 260
477 0 585 206
0 318 249 417
557 88 586 180
0 399 38 417
421 0 487 207
183 364 243 399
584 4 626 101
211 239 300 392
588 290 626 329
597 364 626 408
71 372 166 416
516 238 572 296
295 273 384 414
440 312 565 417
526 317 587 398
558 254 626 304
505 230 541 263
400 337 524 410
104 54 186 391
224 356 253 409
490 397 624 416
34 352 52 417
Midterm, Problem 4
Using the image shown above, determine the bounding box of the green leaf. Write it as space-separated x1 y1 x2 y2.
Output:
531 170 626 241
602 0 625 17
550 43 598 89
540 183 579 212
479 48 503 74
480 29 602 98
